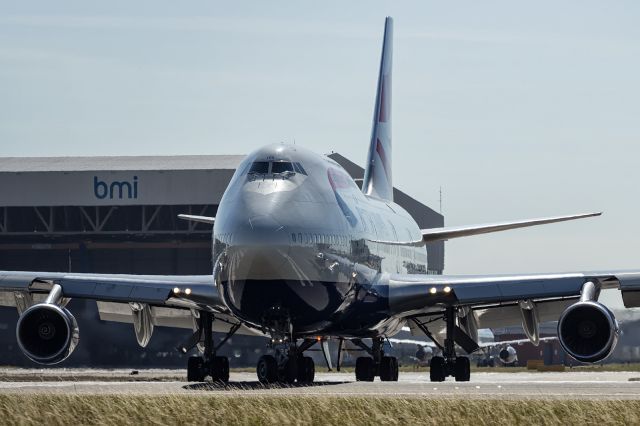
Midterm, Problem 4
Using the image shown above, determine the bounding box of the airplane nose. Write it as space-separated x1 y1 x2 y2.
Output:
248 214 283 237
232 214 289 247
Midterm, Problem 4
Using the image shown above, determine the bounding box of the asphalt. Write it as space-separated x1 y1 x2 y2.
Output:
1 369 640 399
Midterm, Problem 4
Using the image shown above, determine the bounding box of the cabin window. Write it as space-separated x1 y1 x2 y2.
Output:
291 233 296 242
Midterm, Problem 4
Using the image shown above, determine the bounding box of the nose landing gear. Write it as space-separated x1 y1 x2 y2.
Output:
256 338 317 385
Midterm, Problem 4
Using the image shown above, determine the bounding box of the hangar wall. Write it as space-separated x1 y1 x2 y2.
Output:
0 153 445 367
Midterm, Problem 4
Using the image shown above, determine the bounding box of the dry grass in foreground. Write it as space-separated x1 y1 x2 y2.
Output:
1 395 639 425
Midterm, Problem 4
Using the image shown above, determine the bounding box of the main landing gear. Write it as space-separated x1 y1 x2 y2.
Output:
182 312 239 383
256 338 316 384
427 306 471 382
353 337 399 382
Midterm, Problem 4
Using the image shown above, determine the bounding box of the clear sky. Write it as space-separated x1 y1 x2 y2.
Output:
1 1 639 307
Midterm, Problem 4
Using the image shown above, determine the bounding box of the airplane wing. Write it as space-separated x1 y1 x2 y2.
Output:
387 270 640 357
0 270 257 344
0 270 224 310
177 214 216 224
389 270 640 312
421 212 601 242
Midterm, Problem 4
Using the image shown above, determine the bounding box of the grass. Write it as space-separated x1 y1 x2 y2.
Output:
0 395 639 425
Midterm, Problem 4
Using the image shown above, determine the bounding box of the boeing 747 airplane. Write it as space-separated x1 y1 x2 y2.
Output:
2 17 640 384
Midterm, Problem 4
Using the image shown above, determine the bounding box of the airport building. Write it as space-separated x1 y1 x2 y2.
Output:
0 153 444 367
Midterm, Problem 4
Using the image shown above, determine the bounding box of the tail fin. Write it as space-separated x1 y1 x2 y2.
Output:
362 17 393 201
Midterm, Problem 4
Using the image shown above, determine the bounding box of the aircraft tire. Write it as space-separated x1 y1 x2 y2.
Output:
454 356 471 382
280 356 298 384
392 356 399 381
257 355 278 384
187 356 206 382
211 356 230 383
355 357 375 382
297 356 315 384
380 356 399 382
429 356 446 382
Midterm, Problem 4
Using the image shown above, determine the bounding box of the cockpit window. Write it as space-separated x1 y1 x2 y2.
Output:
248 161 269 174
271 161 294 174
293 162 307 175
246 160 306 180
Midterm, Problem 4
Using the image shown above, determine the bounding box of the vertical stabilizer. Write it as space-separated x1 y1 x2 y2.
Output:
362 17 393 201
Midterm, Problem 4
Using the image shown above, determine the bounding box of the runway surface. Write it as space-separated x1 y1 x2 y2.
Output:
2 369 640 399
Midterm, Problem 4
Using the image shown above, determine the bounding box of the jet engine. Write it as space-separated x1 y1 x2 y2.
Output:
557 300 619 363
498 345 517 365
16 303 79 364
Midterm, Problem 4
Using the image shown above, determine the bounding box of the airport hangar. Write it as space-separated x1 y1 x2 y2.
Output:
0 152 445 367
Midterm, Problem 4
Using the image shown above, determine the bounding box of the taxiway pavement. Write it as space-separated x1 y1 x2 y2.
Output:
1 369 639 399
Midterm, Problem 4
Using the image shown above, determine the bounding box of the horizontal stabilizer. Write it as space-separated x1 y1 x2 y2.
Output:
421 212 601 243
177 214 215 225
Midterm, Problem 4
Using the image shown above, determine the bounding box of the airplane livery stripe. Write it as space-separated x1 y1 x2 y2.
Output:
376 138 391 181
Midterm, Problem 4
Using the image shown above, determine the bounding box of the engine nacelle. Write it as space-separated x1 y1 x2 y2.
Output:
498 345 517 364
558 301 619 363
16 303 79 365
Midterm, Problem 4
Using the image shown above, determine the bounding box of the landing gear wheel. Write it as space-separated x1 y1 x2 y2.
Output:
429 356 446 382
211 356 230 383
187 356 206 382
280 356 298 384
257 355 278 384
297 356 315 384
355 357 375 382
392 357 399 381
380 356 399 382
454 356 470 382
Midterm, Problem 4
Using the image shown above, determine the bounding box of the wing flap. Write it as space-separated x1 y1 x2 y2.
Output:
96 302 262 336
421 212 601 243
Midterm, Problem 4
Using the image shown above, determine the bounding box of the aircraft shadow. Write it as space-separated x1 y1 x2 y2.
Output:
183 380 348 391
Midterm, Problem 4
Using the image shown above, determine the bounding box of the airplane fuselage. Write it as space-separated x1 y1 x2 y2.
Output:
213 144 430 338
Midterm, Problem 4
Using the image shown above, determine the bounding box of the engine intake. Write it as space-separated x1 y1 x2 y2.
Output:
16 303 79 364
498 345 517 364
558 301 619 363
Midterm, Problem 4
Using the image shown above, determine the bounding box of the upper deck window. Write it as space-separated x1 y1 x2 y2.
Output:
248 161 270 174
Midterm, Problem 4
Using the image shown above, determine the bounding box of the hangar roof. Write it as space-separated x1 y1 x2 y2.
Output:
0 155 245 173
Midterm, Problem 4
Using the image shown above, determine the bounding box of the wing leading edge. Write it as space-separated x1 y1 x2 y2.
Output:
388 270 640 316
421 212 601 243
177 214 215 225
0 270 226 312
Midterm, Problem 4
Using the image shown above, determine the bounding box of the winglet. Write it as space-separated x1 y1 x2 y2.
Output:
177 214 215 225
421 212 602 243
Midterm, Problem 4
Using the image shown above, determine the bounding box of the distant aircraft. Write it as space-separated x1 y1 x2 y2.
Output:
2 17 640 384
389 329 554 367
